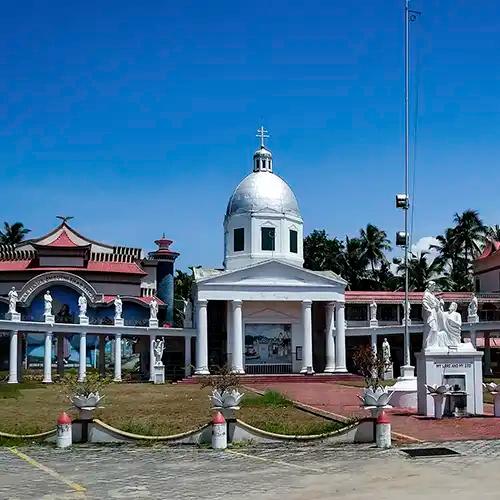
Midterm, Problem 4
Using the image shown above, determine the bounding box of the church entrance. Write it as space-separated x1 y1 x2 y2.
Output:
244 323 292 374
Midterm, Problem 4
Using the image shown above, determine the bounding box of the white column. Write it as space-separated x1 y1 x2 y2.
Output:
470 328 477 348
226 301 233 368
114 333 122 382
77 332 86 382
300 300 314 373
184 335 192 377
8 331 18 384
371 331 377 355
324 302 336 373
231 300 244 373
335 302 347 373
43 332 53 383
195 299 209 375
149 333 156 381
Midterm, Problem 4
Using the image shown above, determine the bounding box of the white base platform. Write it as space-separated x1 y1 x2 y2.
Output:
416 345 483 417
79 316 89 325
153 364 165 384
149 319 159 328
387 365 417 410
44 314 55 323
114 318 124 327
5 312 21 321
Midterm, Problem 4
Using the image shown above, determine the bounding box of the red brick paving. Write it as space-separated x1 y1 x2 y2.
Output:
248 381 500 442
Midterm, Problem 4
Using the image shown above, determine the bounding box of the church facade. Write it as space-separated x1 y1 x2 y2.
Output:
192 137 348 375
0 221 179 372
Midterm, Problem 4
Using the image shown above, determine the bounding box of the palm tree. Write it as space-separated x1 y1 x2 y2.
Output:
396 251 444 291
342 236 369 290
359 224 392 273
0 222 31 245
486 224 500 243
452 209 487 265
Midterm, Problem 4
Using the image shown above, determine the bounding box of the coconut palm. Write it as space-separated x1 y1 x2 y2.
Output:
303 229 344 274
396 251 445 291
342 236 369 290
452 209 487 265
486 224 500 243
359 224 392 273
0 222 31 245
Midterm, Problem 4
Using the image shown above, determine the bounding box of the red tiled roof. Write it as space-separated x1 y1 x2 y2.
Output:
345 291 474 304
46 230 79 247
102 295 165 306
0 260 146 275
478 240 500 260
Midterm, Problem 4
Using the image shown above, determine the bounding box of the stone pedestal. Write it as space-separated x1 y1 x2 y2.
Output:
388 365 417 409
468 314 479 324
382 364 393 380
79 315 89 326
114 318 124 327
149 319 159 328
153 364 165 384
5 312 21 321
416 346 483 417
369 319 379 328
44 314 55 324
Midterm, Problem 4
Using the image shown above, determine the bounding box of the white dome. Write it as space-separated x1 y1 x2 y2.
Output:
225 171 301 219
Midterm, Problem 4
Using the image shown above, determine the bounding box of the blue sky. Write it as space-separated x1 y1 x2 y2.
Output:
1 0 499 269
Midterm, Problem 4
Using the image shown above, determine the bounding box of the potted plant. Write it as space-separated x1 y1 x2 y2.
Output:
61 372 110 420
353 345 393 416
200 365 244 411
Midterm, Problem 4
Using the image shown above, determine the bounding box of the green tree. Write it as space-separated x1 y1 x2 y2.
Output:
0 222 31 245
303 229 344 275
342 236 369 290
452 209 487 265
173 269 195 327
486 224 500 243
359 224 392 273
395 251 444 291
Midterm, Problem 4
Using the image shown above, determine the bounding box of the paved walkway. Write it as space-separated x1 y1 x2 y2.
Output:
2 441 500 499
248 382 500 442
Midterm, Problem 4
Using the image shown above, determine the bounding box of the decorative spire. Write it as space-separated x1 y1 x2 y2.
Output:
253 126 273 173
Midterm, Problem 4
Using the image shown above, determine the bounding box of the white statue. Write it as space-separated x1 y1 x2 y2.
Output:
114 295 122 320
183 299 193 328
150 298 158 320
403 301 411 323
44 290 53 316
153 338 165 366
468 294 478 318
382 337 391 363
369 301 377 322
8 287 18 314
78 294 87 317
422 281 463 350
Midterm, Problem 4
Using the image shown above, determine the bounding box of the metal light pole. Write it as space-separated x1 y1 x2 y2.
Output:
403 0 410 368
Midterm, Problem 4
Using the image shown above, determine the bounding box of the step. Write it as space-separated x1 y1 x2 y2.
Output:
177 373 362 384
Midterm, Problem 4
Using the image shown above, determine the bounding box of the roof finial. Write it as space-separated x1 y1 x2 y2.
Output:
56 215 74 224
256 126 269 148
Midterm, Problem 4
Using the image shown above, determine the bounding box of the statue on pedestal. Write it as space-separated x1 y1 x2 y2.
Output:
422 281 464 350
44 291 53 316
78 294 87 317
468 294 478 321
8 287 18 314
150 298 158 321
114 295 123 320
369 301 377 322
402 301 411 325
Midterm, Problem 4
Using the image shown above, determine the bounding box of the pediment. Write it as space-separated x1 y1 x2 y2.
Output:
197 260 346 289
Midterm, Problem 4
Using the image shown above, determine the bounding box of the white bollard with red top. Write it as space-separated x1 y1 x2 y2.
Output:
375 410 391 449
56 412 72 449
211 411 227 450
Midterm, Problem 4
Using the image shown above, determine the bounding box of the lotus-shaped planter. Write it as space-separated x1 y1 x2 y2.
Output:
210 389 244 409
358 386 392 408
425 384 450 395
70 392 104 409
483 382 500 394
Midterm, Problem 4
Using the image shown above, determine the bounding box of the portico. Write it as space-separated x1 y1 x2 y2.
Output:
193 261 347 375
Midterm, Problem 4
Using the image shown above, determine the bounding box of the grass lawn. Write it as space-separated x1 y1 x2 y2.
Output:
0 382 343 439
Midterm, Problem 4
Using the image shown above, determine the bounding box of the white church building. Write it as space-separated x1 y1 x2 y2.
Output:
192 133 348 375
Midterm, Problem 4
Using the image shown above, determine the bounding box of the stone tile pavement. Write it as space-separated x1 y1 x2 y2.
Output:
1 440 500 499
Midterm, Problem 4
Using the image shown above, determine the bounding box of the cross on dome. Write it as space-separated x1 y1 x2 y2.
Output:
256 126 269 147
